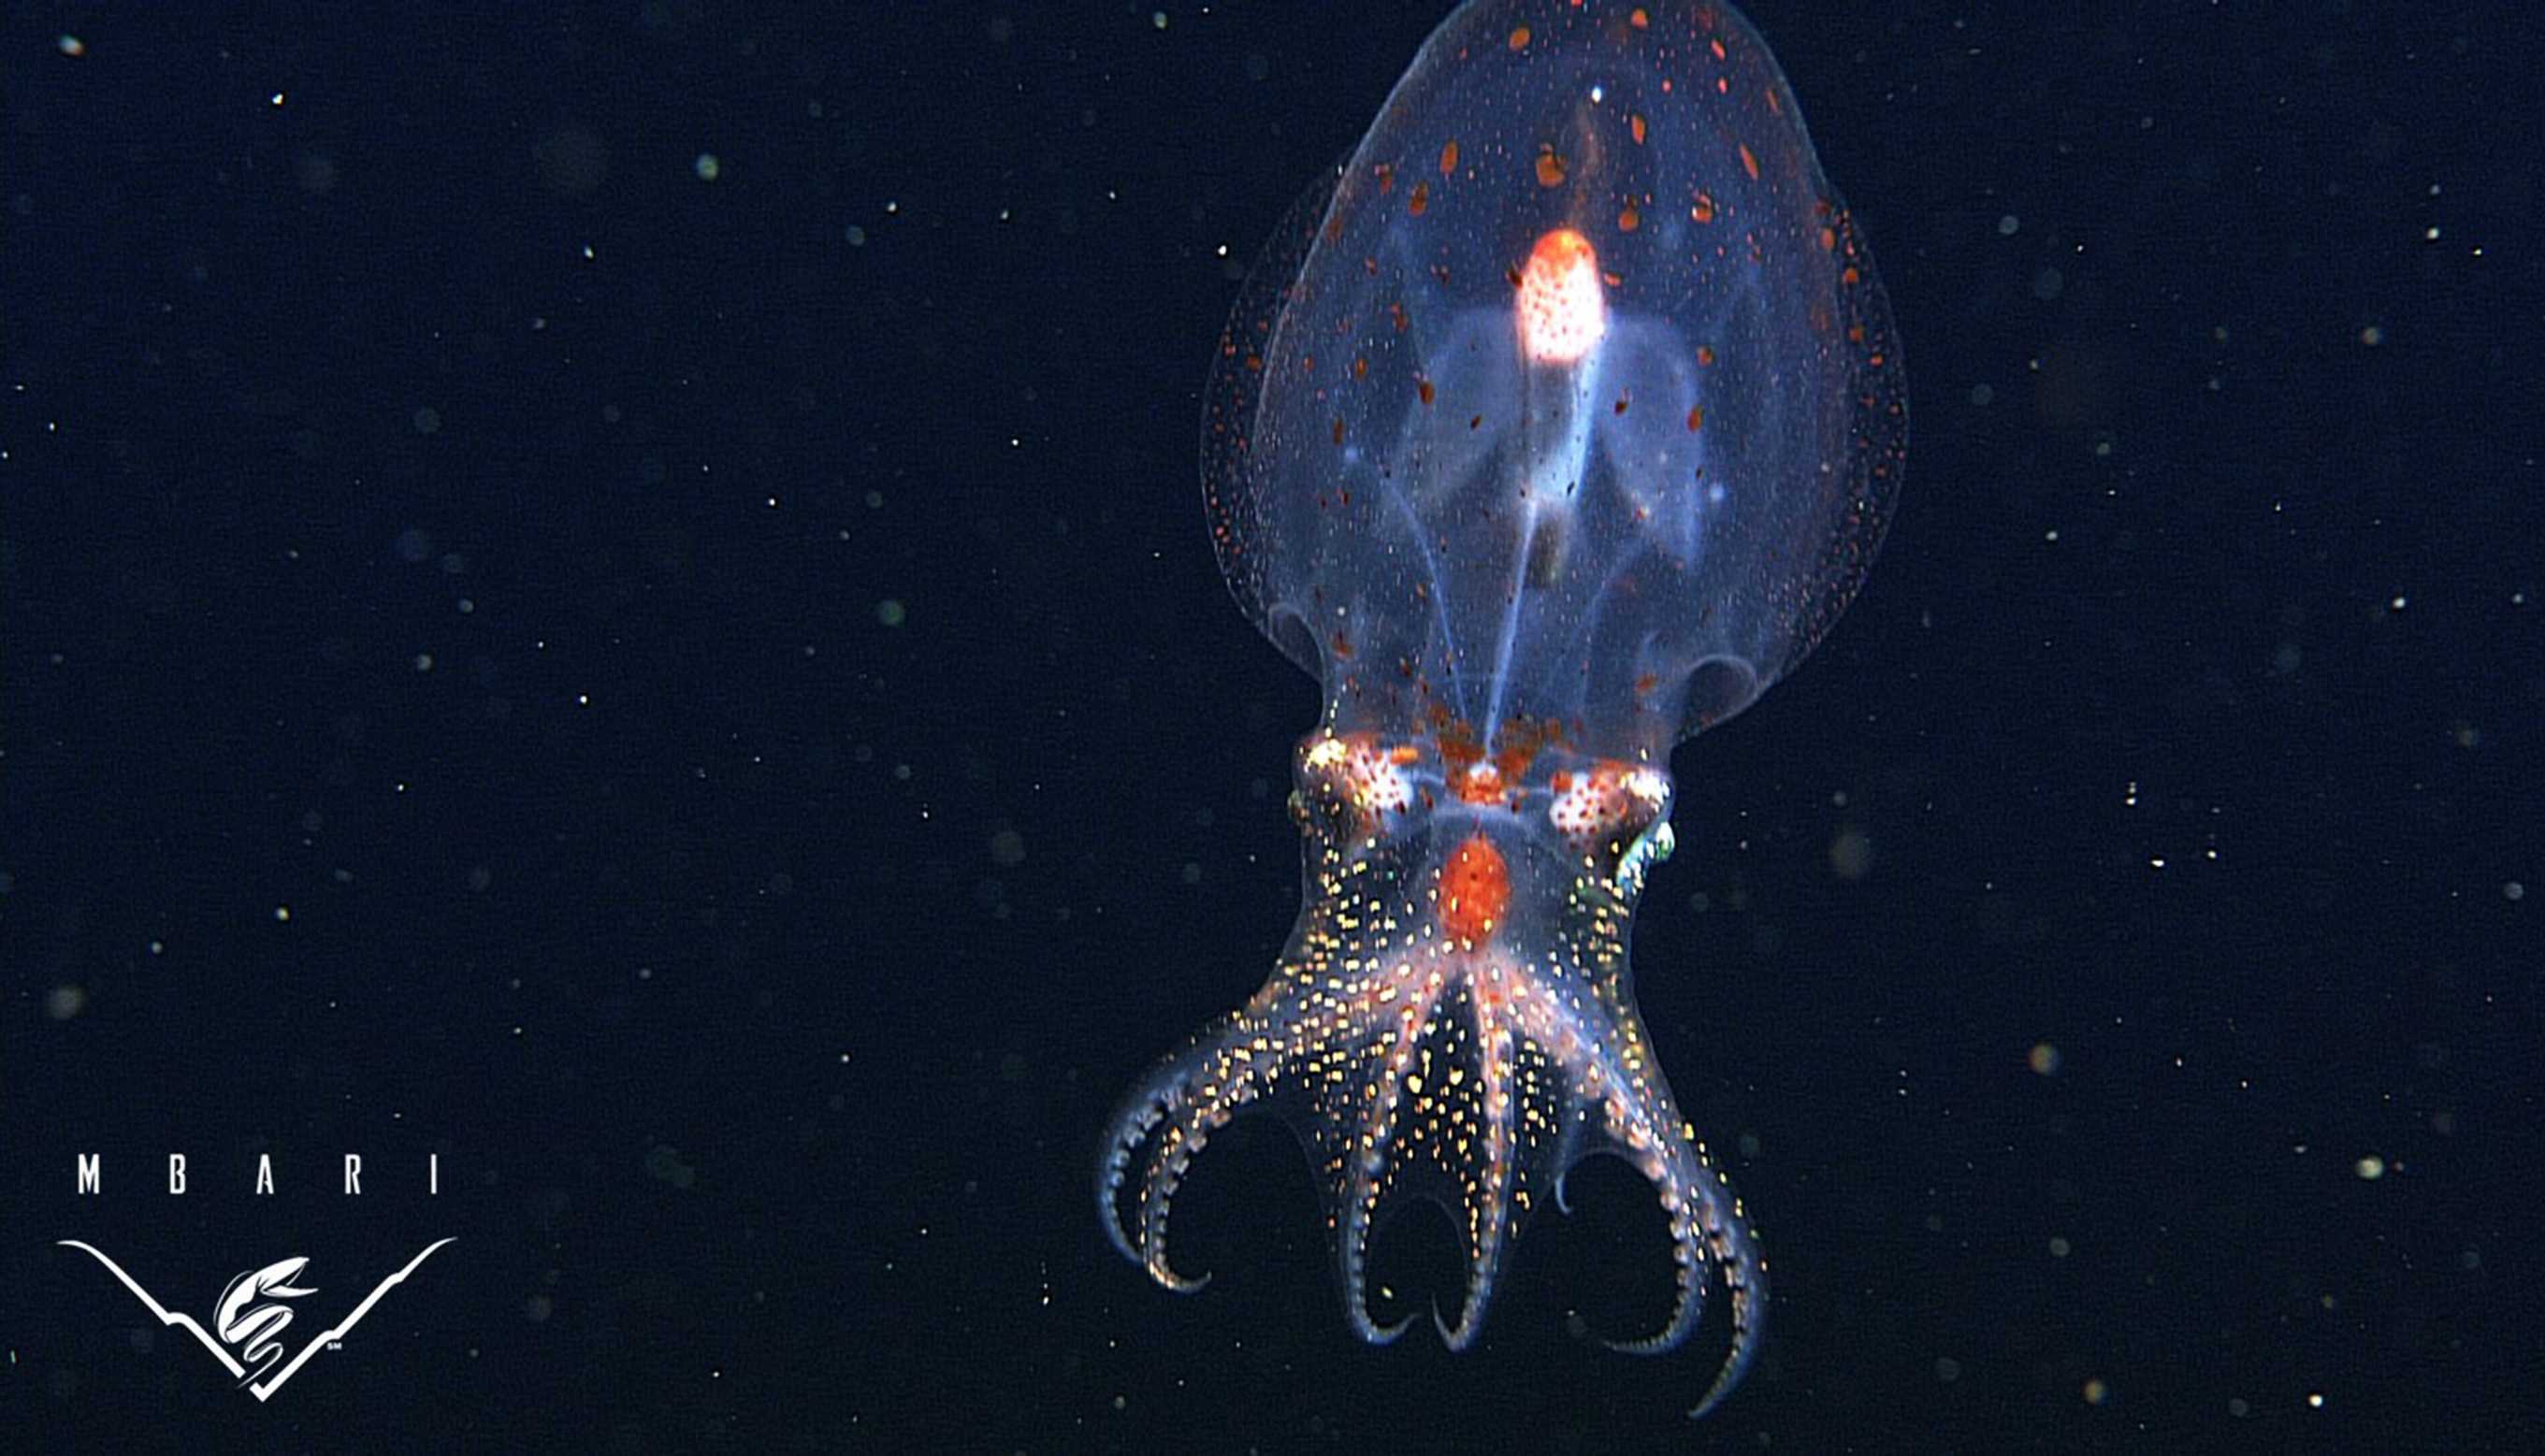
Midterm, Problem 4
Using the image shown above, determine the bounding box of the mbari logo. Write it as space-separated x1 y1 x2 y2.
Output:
60 1239 454 1402
59 1151 453 1402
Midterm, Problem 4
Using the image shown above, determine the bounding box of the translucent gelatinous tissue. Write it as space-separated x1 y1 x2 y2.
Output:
1100 0 1903 1418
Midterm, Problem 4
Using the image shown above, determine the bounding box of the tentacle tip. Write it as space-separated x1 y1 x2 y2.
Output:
1152 1267 1212 1295
1349 1304 1418 1347
1600 1333 1666 1357
1602 1306 1703 1359
1687 1370 1742 1422
1429 1301 1480 1351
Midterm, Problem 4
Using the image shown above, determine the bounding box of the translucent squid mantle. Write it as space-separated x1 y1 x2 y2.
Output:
1098 0 1904 1420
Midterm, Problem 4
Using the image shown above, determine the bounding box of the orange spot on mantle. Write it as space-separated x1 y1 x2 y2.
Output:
1440 834 1511 944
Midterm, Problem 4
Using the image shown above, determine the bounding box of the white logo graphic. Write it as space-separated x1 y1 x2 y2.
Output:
60 1237 454 1402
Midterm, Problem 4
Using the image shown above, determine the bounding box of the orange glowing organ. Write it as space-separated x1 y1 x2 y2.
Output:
1439 834 1511 942
1516 227 1607 365
1100 0 1904 1420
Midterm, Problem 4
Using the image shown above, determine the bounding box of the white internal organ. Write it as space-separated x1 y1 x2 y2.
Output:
1515 230 1607 368
1511 229 1608 524
1484 231 1613 735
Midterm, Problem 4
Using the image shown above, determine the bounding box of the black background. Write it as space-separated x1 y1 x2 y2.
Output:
4 2 2536 1450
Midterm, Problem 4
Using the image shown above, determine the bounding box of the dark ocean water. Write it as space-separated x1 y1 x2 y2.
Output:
4 3 2534 1451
